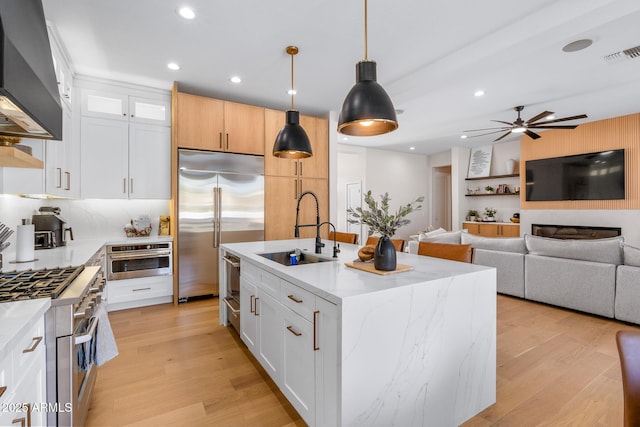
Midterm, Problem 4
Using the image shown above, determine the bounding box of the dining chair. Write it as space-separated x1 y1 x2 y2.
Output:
616 330 640 427
417 241 473 263
328 231 359 245
365 236 405 252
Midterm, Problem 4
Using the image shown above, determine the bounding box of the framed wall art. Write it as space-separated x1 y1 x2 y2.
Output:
467 145 492 178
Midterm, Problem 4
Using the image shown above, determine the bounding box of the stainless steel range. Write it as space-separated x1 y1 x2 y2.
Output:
0 265 105 426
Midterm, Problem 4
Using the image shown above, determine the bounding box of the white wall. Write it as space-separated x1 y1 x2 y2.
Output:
333 145 429 241
0 195 170 248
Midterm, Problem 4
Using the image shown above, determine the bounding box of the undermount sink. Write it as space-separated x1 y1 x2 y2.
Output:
258 250 336 266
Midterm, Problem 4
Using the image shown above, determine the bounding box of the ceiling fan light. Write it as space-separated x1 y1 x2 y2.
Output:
273 110 312 159
338 60 398 136
512 126 526 133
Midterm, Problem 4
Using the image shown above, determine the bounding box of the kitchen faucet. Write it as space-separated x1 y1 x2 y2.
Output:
294 190 324 254
319 221 340 258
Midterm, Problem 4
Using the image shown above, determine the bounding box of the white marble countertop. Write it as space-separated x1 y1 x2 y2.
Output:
0 298 50 362
0 235 173 273
221 238 493 305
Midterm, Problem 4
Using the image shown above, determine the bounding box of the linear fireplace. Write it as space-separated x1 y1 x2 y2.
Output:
532 224 622 240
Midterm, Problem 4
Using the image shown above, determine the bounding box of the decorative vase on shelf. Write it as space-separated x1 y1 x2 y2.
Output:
506 158 516 174
374 235 397 271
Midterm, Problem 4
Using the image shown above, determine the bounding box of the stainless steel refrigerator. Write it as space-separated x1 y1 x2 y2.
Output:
178 149 264 299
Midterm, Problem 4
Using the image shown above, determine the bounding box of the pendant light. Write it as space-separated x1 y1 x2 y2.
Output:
273 46 312 158
338 0 398 137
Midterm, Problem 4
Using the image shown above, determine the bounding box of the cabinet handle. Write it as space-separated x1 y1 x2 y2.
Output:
250 295 255 313
132 287 151 292
23 336 43 353
287 294 303 303
226 133 229 150
254 297 259 316
299 161 303 176
299 179 302 197
123 178 127 193
130 178 134 194
293 178 297 200
313 310 319 351
0 385 6 398
219 132 223 149
122 113 126 116
56 167 62 188
65 171 71 190
294 162 298 176
286 325 302 337
11 416 25 427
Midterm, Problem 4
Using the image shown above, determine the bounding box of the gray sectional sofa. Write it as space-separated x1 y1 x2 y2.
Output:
411 232 640 324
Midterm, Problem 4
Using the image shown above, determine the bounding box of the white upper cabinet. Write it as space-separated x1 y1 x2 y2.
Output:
81 90 171 126
78 79 171 199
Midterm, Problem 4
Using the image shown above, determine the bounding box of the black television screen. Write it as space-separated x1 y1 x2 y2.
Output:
525 149 625 201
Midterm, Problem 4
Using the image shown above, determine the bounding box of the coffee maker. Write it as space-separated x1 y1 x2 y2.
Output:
32 207 74 249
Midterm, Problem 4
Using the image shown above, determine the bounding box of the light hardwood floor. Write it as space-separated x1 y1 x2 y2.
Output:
87 295 639 426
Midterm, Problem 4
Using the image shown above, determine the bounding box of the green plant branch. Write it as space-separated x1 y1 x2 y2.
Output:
347 190 424 237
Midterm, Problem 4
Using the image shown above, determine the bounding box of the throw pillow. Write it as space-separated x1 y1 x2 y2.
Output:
524 234 623 265
419 230 463 244
623 244 640 267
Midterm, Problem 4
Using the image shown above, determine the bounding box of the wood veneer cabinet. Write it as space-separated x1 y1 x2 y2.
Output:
265 176 328 240
264 109 328 179
176 93 264 155
264 109 329 241
463 222 520 237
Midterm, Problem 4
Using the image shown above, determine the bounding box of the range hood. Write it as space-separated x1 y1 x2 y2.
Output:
0 0 62 152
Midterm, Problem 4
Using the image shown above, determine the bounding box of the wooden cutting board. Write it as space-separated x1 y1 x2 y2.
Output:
344 261 413 275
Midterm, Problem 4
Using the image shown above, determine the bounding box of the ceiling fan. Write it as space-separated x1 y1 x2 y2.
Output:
464 105 588 142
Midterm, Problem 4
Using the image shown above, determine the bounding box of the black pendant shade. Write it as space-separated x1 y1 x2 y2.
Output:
338 60 398 136
272 45 312 158
273 110 312 158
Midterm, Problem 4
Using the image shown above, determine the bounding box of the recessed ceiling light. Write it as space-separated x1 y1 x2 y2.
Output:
474 90 485 97
229 76 242 84
177 7 195 20
409 146 416 150
287 89 297 95
562 39 593 53
460 135 467 139
167 62 180 71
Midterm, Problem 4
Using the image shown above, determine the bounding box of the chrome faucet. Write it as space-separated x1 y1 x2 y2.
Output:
294 190 324 254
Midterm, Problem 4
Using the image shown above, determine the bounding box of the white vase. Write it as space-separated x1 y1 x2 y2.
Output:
506 158 515 174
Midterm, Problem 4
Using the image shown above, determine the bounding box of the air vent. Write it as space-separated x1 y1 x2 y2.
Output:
603 44 640 63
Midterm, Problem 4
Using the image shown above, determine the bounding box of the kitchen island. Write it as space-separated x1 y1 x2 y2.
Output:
220 238 496 427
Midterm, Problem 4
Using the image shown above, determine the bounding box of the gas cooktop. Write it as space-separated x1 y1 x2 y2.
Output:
0 265 85 303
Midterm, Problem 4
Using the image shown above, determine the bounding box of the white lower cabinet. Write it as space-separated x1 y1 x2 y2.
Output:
282 309 315 421
240 277 258 352
256 291 283 379
0 314 46 427
106 275 173 311
239 260 338 426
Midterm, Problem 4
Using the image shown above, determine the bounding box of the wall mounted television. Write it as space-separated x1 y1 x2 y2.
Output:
525 149 625 201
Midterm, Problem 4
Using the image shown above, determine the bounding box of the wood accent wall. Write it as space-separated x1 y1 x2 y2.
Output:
520 112 640 210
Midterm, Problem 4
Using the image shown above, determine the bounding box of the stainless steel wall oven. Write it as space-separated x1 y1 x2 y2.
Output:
107 242 172 281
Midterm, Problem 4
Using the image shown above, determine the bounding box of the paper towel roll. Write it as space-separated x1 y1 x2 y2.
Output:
16 224 35 262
